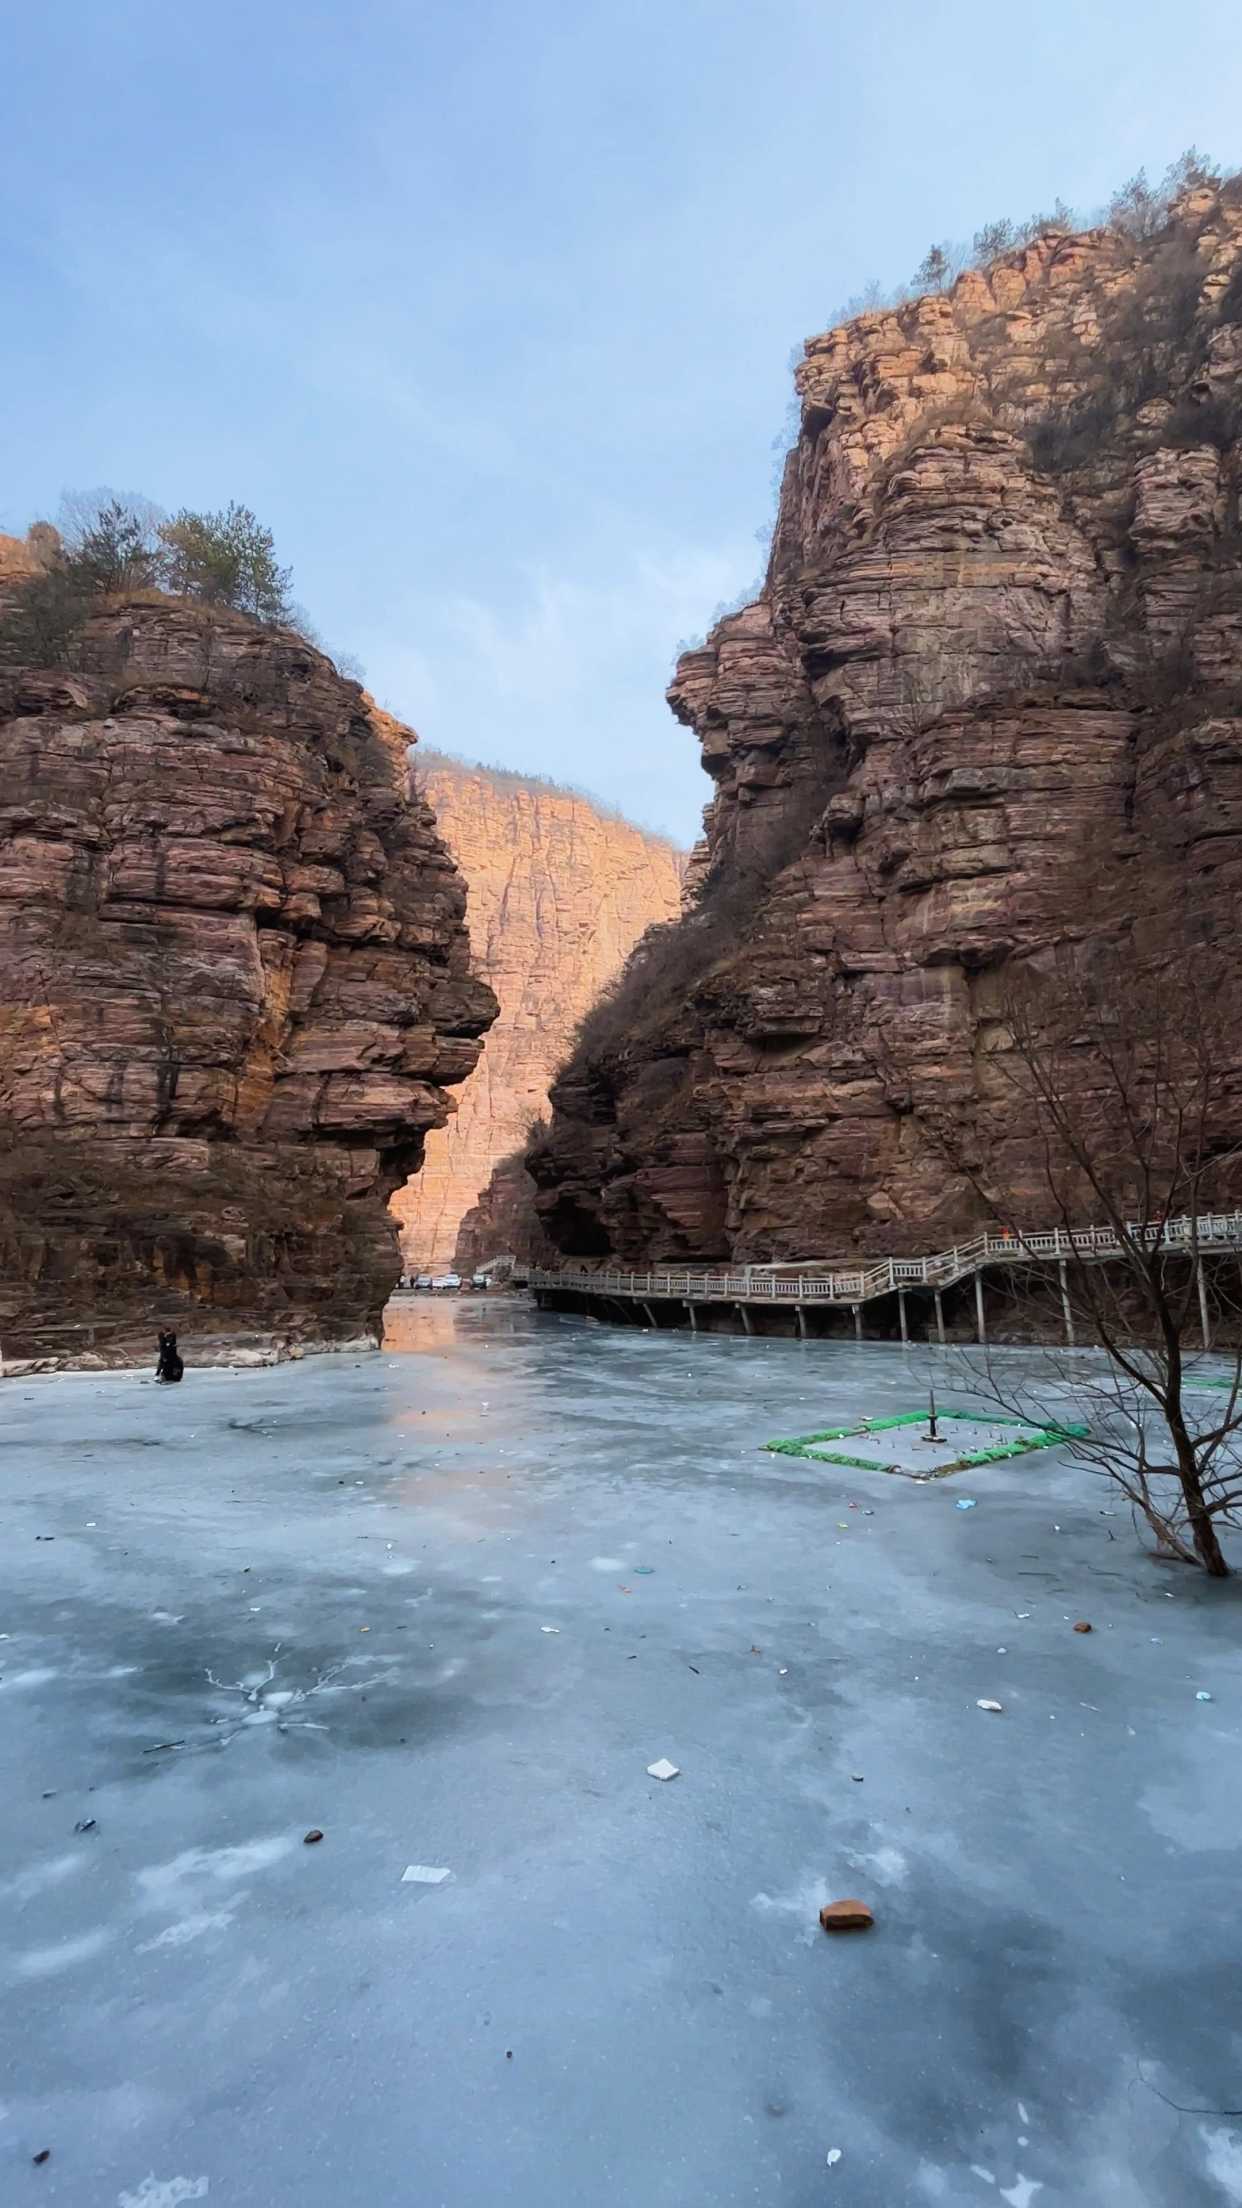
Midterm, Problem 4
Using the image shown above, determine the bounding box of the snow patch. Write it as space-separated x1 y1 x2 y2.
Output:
2 1852 85 1903
16 1927 113 1976
1203 2129 1242 2205
136 1836 294 1907
849 1846 908 1886
118 2178 209 2207
136 1911 237 1952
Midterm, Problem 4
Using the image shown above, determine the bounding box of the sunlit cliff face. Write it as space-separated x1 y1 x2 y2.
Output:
390 758 683 1275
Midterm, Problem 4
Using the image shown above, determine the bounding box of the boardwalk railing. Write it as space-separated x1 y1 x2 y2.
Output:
528 1210 1242 1312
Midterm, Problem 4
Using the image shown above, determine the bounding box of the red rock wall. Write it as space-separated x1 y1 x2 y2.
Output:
0 602 496 1362
389 760 684 1273
533 184 1242 1265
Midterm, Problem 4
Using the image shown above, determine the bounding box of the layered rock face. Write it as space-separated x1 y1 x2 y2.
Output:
389 759 683 1273
0 600 496 1362
533 184 1242 1264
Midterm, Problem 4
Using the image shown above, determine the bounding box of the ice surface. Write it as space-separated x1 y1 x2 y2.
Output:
2 1299 1240 2205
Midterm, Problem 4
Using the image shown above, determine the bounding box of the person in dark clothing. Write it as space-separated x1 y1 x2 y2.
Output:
155 1331 184 1383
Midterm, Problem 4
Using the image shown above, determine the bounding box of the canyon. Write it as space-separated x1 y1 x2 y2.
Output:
0 583 495 1364
390 757 683 1274
531 182 1242 1270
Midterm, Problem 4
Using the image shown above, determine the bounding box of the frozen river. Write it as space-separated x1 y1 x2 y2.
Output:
4 1298 1242 2207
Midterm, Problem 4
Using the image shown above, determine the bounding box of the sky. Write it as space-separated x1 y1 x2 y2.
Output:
1 3 1240 844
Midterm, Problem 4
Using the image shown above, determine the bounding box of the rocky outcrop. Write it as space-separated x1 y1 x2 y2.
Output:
0 600 496 1362
389 759 683 1273
533 183 1242 1265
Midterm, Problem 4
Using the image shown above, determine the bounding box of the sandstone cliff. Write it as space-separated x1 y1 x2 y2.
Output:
0 598 496 1363
533 182 1242 1265
389 758 683 1273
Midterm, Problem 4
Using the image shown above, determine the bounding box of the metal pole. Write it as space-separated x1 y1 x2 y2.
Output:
1198 1260 1211 1351
739 1303 753 1335
796 1305 807 1339
687 1302 697 1334
1059 1259 1074 1346
975 1271 986 1344
934 1289 945 1346
854 1304 863 1342
898 1289 908 1344
641 1302 657 1329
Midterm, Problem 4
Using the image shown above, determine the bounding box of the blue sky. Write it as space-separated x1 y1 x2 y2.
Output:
2 2 1240 843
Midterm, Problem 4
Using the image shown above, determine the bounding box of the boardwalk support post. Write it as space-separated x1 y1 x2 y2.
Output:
898 1289 908 1344
1059 1260 1074 1346
739 1303 753 1336
975 1271 986 1345
934 1289 945 1346
853 1304 862 1342
1198 1260 1211 1351
687 1302 697 1334
796 1305 807 1339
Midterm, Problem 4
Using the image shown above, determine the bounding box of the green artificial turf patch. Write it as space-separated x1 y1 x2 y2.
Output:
764 1408 1087 1480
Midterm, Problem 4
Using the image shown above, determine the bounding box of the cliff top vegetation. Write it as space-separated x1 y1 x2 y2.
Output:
675 150 1241 665
412 746 684 852
837 148 1231 325
0 489 361 679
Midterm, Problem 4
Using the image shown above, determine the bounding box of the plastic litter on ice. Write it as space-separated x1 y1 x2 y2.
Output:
956 1499 978 1511
827 2149 842 2167
977 1700 1003 1714
402 1864 452 1884
647 1758 679 1781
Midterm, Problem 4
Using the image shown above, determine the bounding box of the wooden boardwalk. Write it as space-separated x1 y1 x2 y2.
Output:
528 1211 1242 1344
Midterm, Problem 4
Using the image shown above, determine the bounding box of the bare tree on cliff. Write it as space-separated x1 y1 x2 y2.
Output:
887 942 1242 1576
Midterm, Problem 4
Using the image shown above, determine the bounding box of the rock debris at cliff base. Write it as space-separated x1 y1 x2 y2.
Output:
534 181 1242 1269
0 601 496 1361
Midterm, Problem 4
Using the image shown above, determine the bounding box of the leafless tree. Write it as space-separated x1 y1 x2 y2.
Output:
890 941 1242 1575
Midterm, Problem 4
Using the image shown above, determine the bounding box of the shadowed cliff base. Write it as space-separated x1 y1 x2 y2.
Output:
0 578 496 1367
531 174 1242 1275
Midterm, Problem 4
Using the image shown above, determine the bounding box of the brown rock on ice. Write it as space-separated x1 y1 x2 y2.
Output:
819 1899 875 1932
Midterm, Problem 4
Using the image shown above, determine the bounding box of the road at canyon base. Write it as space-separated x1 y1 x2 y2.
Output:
4 1302 1241 2207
